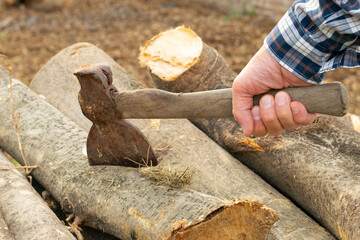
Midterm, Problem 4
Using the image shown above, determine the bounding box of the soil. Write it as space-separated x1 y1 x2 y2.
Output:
1 0 359 114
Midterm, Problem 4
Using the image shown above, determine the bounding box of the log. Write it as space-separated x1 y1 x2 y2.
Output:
0 150 75 240
0 53 279 240
0 211 14 240
29 42 335 239
139 26 360 240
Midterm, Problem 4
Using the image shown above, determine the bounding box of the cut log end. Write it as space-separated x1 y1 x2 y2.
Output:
140 26 235 92
139 26 203 82
170 199 279 240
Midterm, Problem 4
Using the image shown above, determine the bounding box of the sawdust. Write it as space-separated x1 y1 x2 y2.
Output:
149 119 161 131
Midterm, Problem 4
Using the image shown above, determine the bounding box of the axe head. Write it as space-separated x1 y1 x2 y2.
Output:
74 63 158 168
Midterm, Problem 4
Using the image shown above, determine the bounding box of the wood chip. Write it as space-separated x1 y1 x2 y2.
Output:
240 137 264 151
351 115 360 133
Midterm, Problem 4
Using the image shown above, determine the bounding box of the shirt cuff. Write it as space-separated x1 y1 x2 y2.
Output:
264 10 326 84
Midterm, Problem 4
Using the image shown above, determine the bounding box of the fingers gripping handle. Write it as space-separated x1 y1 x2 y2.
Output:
253 82 349 117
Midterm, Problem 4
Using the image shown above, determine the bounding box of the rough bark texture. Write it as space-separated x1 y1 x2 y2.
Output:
147 36 360 240
0 57 279 240
29 42 335 239
0 211 15 240
0 150 75 240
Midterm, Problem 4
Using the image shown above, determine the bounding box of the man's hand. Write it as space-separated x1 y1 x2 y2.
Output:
232 45 317 137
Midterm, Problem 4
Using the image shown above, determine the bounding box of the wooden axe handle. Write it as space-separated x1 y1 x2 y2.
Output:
114 82 349 119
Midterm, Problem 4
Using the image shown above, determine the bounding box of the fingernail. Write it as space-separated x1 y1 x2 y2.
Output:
261 95 273 109
292 105 299 114
276 92 287 106
252 107 261 120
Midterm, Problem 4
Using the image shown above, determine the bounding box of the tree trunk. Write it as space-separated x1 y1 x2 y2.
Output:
0 150 75 240
29 42 335 239
0 57 279 240
139 26 360 240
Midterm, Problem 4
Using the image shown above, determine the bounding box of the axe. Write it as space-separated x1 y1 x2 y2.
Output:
74 64 349 168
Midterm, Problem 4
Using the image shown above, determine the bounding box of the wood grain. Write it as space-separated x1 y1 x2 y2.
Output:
114 82 349 119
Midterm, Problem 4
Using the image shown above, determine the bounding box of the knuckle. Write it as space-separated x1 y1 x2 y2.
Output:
261 114 278 124
254 126 266 136
232 78 244 91
295 115 307 124
284 124 298 131
276 111 288 120
233 111 242 123
254 132 267 137
269 130 283 137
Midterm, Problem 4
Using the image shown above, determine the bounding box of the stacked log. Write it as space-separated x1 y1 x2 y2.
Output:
0 50 280 240
29 42 335 239
139 26 360 240
0 150 75 240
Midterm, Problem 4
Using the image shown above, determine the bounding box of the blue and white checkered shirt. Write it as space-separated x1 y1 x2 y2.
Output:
265 0 360 84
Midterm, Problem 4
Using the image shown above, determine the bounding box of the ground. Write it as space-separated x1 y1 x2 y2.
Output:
0 0 359 115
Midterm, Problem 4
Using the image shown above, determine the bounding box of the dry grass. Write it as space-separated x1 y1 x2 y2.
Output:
140 165 193 189
0 54 36 175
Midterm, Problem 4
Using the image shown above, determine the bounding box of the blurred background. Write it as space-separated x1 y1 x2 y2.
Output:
1 0 359 115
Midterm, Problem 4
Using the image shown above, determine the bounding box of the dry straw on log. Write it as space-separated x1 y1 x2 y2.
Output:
0 48 279 240
139 26 360 240
30 42 335 239
0 150 75 240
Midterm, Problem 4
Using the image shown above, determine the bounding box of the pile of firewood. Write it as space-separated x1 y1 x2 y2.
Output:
0 27 359 239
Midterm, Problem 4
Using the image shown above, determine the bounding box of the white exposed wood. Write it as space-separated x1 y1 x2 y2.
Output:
139 26 203 81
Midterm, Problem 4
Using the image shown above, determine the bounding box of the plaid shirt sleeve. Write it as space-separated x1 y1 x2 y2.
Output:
265 0 360 84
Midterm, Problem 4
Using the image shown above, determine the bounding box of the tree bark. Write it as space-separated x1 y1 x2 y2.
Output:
0 210 15 240
29 42 335 239
0 51 279 240
140 27 360 240
0 150 75 240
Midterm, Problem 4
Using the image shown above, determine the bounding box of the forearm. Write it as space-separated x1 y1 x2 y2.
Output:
265 0 360 84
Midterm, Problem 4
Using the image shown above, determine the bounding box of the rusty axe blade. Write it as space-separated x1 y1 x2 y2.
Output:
74 63 157 168
74 63 349 167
